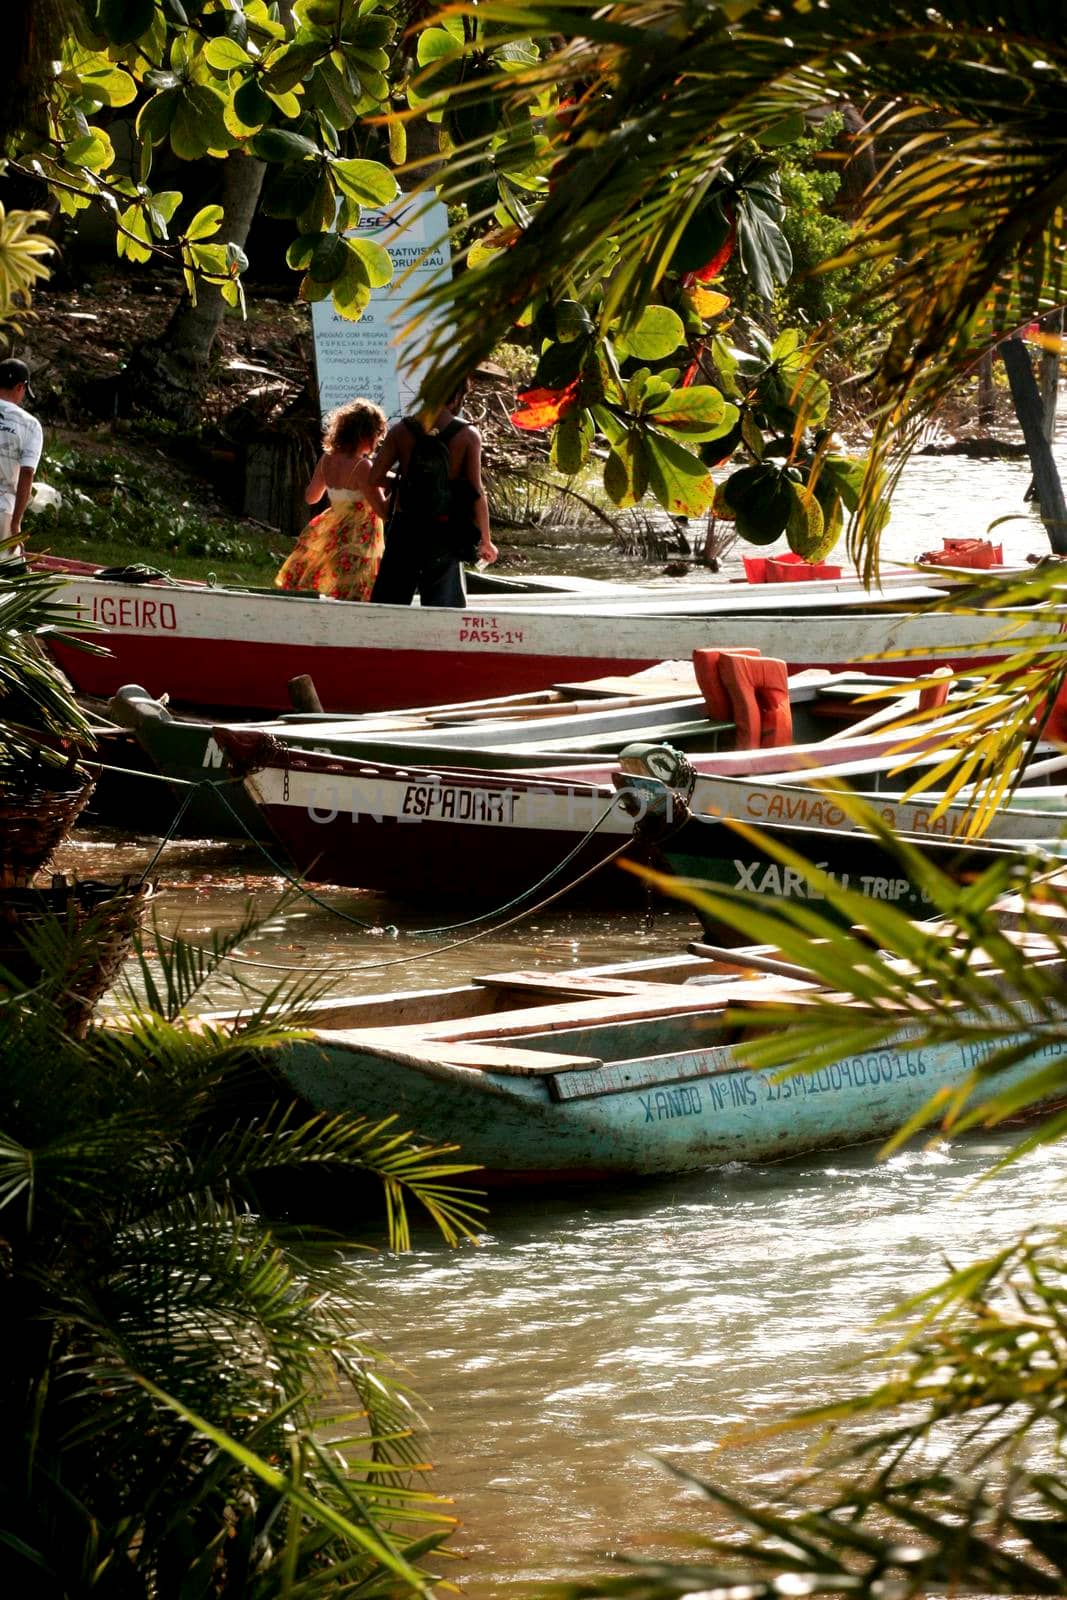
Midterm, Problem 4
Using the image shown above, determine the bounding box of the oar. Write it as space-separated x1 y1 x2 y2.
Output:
687 941 818 982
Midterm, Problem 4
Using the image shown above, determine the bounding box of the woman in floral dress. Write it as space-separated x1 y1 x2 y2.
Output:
276 398 388 600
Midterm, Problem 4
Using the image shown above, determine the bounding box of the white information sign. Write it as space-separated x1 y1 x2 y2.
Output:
311 199 451 422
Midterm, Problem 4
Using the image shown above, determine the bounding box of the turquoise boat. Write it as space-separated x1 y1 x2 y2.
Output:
259 948 1063 1184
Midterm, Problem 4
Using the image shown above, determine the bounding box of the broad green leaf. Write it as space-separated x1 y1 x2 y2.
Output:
645 430 715 516
770 328 801 362
261 39 325 94
736 198 793 299
625 366 653 412
186 241 229 276
741 411 765 459
261 162 322 219
252 128 320 162
286 232 325 270
348 235 392 288
552 409 592 474
185 204 223 242
204 36 253 72
617 304 685 361
331 253 373 320
117 204 152 263
786 480 834 561
299 270 333 303
604 446 631 506
646 384 729 439
308 231 348 282
417 27 465 67
721 462 794 543
264 85 302 118
298 167 337 233
96 0 156 46
135 87 179 146
308 58 359 130
170 86 232 161
231 76 273 130
554 298 594 342
342 14 397 49
75 57 138 108
604 428 652 507
820 453 867 512
146 190 181 236
65 129 115 172
331 158 398 207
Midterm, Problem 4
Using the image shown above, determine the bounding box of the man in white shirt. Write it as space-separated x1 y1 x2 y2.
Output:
0 359 43 556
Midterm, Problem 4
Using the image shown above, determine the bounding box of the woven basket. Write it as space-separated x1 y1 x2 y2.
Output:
0 756 95 888
0 875 155 1035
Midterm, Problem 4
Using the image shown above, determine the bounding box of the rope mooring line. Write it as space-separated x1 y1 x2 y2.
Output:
154 835 633 976
90 755 636 973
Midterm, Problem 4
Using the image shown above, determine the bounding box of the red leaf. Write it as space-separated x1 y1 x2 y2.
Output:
694 214 737 284
510 377 581 431
681 341 705 388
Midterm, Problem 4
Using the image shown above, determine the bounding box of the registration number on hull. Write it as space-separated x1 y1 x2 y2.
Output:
458 614 525 646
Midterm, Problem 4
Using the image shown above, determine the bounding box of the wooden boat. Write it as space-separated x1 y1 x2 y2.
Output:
608 746 1066 929
617 746 1067 849
215 698 990 900
33 555 1044 714
244 942 1067 1184
94 664 914 839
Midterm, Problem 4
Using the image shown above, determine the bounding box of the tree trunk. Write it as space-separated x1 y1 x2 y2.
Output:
3 0 71 145
1000 334 1067 554
120 153 266 425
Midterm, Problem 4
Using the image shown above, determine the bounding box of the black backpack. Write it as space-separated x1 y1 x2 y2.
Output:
396 416 464 522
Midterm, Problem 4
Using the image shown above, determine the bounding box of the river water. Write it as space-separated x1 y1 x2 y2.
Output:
58 444 1067 1595
506 442 1060 582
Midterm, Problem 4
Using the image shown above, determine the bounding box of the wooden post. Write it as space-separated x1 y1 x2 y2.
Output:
1040 308 1062 444
999 334 1067 554
288 674 323 713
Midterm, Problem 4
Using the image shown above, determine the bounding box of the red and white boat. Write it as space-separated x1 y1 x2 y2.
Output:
37 556 1047 715
214 702 981 901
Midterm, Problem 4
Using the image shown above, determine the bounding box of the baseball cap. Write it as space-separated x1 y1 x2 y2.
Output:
0 359 35 401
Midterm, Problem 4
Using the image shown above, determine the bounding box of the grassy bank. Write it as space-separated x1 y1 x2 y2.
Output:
27 432 285 588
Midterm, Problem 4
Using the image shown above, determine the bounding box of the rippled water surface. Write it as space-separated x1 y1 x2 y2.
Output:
60 439 1067 1594
364 1134 1067 1594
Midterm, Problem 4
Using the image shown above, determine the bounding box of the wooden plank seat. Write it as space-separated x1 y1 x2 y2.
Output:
472 970 699 1000
317 1033 600 1077
349 977 818 1048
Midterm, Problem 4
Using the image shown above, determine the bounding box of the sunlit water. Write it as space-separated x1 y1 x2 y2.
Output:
364 1133 1067 1594
509 444 1063 583
57 440 1067 1594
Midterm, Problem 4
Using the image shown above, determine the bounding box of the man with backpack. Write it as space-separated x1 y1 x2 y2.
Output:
368 376 498 607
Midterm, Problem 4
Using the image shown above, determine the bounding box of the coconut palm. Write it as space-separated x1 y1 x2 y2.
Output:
0 907 483 1596
408 1 1067 573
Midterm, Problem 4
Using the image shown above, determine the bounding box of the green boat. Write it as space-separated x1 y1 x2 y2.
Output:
88 667 924 840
